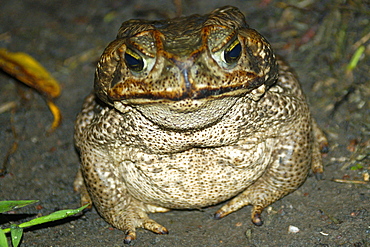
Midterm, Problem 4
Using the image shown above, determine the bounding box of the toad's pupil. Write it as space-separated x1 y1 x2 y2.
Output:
125 50 144 71
224 41 241 64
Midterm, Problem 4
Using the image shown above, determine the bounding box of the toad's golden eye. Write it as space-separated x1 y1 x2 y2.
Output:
223 39 241 65
124 48 144 72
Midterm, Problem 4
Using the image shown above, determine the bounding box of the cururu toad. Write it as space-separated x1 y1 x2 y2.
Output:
74 6 328 243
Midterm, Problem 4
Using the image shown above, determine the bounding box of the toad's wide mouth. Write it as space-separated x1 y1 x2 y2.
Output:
106 70 263 102
114 96 240 130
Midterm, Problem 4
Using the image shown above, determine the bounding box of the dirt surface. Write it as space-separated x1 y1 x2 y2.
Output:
0 0 369 246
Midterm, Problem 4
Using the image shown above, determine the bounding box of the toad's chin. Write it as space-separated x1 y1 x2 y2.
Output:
122 96 240 130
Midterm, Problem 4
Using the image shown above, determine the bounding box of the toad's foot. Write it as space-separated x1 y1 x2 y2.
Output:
213 190 266 226
213 160 307 225
112 202 169 244
122 215 169 244
74 168 169 244
111 202 170 244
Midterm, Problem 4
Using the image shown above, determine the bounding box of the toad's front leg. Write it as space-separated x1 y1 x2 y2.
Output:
76 149 170 244
214 127 321 225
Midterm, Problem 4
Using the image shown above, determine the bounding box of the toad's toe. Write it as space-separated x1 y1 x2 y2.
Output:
124 230 136 244
142 219 169 235
251 206 263 226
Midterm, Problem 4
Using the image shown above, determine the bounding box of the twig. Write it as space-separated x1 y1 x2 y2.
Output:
332 179 368 185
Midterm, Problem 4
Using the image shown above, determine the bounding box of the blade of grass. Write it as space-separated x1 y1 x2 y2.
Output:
2 204 89 233
0 200 38 213
0 229 9 247
346 45 365 72
10 225 23 247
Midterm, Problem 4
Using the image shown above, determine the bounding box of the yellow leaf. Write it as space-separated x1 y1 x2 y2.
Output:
0 48 63 132
0 48 60 99
46 100 62 133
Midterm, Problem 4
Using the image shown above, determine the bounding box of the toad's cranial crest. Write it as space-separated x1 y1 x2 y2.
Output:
74 5 328 244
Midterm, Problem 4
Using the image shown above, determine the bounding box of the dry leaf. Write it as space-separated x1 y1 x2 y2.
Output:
0 48 62 131
46 100 62 133
0 48 60 98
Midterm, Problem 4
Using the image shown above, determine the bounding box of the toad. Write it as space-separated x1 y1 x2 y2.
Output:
74 6 327 243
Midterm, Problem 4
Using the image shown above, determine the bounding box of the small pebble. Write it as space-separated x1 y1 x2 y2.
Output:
288 225 300 233
245 228 252 239
363 172 369 182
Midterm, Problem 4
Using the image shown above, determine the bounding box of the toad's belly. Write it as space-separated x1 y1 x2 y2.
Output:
120 140 274 208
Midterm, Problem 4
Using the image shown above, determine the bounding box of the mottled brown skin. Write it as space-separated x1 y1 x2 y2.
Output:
74 6 327 243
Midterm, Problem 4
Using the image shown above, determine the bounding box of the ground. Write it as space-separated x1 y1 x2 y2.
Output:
0 0 369 246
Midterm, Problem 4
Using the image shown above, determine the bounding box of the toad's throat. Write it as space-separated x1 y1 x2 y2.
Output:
131 96 240 130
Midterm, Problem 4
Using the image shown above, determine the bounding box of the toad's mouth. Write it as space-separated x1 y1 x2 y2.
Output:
107 66 264 102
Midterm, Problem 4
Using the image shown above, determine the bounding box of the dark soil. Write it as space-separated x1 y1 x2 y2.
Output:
0 0 369 246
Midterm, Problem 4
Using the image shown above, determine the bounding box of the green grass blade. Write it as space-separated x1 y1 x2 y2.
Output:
347 45 365 71
0 200 38 213
17 204 89 229
10 225 23 247
0 229 9 247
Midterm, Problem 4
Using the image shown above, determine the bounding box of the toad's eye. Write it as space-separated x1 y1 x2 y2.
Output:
124 48 144 72
223 39 241 65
